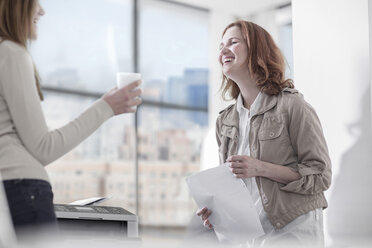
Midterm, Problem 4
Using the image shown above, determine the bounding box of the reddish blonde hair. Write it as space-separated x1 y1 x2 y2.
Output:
0 0 44 101
221 20 293 99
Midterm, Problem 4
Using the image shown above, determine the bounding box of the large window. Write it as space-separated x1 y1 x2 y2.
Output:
31 0 209 240
276 5 293 79
139 0 209 108
32 0 133 93
138 0 209 228
279 23 293 79
32 0 137 213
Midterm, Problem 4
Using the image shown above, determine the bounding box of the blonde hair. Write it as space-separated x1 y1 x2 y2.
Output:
220 20 294 100
0 0 44 101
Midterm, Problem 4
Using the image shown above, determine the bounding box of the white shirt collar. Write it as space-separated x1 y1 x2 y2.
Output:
236 93 244 115
236 91 262 117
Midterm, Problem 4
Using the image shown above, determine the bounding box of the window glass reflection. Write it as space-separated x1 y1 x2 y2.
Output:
41 92 136 212
140 0 209 108
31 0 133 93
137 106 208 226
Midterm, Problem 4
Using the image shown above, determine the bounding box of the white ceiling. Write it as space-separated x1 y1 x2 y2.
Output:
170 0 291 17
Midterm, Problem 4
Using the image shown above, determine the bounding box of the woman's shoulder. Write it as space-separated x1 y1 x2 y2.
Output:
0 39 32 65
279 87 307 105
218 103 235 118
216 103 237 128
0 39 29 58
278 88 316 115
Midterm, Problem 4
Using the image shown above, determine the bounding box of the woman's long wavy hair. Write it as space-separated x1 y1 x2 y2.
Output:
221 20 293 100
0 0 44 101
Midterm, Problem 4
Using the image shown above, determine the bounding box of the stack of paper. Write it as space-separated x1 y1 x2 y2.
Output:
186 163 264 243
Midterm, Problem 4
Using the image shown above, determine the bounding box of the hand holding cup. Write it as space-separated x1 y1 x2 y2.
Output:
102 72 142 115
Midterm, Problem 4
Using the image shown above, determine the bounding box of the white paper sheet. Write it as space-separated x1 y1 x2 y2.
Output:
69 196 112 205
186 163 264 243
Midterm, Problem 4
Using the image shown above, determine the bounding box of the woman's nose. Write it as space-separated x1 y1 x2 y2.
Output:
39 5 46 16
219 46 230 59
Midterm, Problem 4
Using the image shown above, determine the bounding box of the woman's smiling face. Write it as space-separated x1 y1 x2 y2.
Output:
30 0 45 40
219 26 248 78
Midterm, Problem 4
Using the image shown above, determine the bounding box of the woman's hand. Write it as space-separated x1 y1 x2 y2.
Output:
196 207 213 229
227 155 263 179
227 155 301 184
102 80 142 115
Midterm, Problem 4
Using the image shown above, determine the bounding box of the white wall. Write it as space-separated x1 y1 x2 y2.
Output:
292 0 372 244
370 0 372 134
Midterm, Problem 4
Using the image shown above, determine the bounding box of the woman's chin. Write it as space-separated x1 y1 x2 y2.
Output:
223 69 234 79
29 27 38 40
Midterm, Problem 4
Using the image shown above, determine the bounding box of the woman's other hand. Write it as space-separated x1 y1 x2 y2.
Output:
196 207 213 229
102 80 142 115
227 155 301 184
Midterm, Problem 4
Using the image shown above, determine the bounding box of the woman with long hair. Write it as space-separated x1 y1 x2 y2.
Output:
0 0 142 234
196 20 332 247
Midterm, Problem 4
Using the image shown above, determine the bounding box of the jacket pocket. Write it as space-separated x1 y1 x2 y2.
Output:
257 115 294 164
221 125 238 140
258 124 284 140
258 115 285 141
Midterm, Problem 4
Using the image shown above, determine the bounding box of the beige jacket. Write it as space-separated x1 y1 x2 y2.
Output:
216 88 332 229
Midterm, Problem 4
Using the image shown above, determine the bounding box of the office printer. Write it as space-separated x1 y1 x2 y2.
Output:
54 204 138 240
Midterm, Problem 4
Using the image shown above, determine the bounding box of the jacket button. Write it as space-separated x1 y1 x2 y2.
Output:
276 222 281 227
262 194 268 204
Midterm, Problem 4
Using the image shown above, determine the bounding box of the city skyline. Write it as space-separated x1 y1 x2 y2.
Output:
46 130 203 226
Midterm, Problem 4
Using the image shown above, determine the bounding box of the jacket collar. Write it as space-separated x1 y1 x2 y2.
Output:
221 92 278 127
254 92 278 116
221 103 240 127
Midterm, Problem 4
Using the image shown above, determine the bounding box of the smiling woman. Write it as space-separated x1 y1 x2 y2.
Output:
0 0 142 238
219 21 294 101
195 20 332 247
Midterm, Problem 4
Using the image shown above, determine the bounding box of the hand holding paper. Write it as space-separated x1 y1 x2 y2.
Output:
196 207 213 229
186 163 264 243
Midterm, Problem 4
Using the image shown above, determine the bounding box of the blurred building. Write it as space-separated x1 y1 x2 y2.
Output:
48 127 200 226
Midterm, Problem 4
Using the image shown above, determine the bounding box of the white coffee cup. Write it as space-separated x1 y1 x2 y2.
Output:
116 72 141 89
